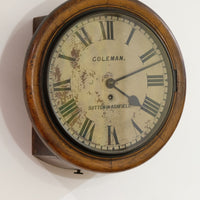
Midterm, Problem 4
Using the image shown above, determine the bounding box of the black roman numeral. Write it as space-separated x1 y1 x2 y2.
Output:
131 119 143 134
99 21 114 40
140 48 156 63
53 79 71 91
58 54 76 62
141 96 160 117
125 28 135 45
59 99 80 124
147 75 164 87
108 126 119 145
79 118 95 141
75 27 92 47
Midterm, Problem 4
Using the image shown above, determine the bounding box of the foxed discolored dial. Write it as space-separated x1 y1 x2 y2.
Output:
46 11 174 155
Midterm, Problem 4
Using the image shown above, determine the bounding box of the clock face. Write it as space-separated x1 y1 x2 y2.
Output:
46 11 174 155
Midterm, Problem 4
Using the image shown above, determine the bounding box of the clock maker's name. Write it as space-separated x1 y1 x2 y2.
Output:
92 56 125 62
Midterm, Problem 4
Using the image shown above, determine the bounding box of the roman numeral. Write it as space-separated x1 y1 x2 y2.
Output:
75 27 92 47
125 28 135 45
59 99 80 124
147 75 164 87
53 79 71 91
99 21 114 40
131 119 143 134
141 96 160 117
58 54 76 62
140 48 156 63
79 118 95 141
108 126 119 145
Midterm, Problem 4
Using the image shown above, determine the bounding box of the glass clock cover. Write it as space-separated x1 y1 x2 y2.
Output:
45 11 174 155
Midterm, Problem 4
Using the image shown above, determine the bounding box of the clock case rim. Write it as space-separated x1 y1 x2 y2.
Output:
24 0 186 172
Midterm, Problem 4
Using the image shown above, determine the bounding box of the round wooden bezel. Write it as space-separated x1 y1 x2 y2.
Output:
24 0 186 172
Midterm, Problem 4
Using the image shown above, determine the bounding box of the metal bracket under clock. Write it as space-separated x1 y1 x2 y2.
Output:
32 16 83 175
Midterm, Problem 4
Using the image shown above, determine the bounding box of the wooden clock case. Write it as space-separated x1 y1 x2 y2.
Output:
24 0 186 172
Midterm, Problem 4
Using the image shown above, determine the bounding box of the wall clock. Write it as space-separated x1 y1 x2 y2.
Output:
24 0 186 172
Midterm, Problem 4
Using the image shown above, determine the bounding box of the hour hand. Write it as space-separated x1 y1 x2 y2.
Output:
114 86 141 106
106 78 141 107
128 95 141 107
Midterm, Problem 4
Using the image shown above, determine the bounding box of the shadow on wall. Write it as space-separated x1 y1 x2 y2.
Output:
0 0 96 189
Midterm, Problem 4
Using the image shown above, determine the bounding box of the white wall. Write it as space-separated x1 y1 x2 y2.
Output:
0 0 198 199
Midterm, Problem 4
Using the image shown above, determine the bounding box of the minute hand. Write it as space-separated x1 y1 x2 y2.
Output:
115 60 163 82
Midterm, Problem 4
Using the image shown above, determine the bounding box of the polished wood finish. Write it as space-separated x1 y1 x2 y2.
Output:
24 0 186 172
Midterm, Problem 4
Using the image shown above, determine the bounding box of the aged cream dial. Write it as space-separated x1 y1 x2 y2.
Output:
46 11 174 155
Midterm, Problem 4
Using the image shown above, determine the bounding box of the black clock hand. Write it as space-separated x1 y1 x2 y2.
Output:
106 78 141 106
113 85 141 107
115 60 163 82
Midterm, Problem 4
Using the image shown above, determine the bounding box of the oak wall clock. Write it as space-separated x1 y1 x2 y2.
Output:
24 0 186 172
